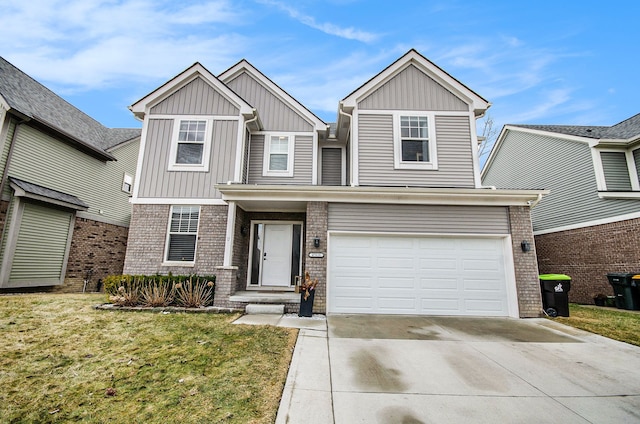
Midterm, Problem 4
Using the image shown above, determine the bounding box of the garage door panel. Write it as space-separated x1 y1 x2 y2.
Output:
329 234 510 316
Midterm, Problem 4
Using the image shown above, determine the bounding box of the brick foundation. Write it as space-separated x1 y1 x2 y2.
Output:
535 217 640 304
509 206 543 317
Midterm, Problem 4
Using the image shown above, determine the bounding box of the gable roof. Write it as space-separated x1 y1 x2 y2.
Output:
0 57 140 158
218 59 327 132
340 49 491 116
129 62 257 125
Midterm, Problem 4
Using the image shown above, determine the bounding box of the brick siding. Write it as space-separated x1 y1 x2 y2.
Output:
536 217 640 304
509 206 543 317
304 202 328 313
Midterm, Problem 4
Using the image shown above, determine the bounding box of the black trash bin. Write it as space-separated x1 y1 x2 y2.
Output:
539 274 571 317
607 273 640 310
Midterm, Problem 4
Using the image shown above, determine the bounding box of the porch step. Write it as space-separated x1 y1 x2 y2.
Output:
230 291 300 304
245 304 285 314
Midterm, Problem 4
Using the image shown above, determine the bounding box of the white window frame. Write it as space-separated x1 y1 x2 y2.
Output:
263 133 295 177
594 147 640 199
121 173 133 194
393 112 438 170
163 205 200 266
168 117 213 172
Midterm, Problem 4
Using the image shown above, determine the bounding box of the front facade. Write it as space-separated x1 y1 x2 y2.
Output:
482 116 640 303
124 50 547 317
0 58 140 292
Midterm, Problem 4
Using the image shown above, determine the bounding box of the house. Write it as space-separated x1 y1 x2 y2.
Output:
123 49 547 318
482 115 640 303
0 57 140 292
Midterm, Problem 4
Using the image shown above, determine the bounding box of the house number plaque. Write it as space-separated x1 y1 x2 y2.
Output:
308 252 325 258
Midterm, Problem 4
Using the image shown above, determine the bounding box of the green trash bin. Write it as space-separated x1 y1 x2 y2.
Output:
539 274 571 317
606 273 640 310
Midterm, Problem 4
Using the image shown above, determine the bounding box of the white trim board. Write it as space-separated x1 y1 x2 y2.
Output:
533 211 640 235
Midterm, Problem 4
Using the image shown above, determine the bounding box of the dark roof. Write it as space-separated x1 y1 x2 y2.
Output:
0 57 140 153
9 177 89 209
512 113 640 140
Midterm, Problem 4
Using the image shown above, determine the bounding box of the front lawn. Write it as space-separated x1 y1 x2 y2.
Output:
0 294 297 423
553 304 640 347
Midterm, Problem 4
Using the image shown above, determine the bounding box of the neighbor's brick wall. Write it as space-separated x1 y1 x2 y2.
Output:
304 202 328 313
509 206 543 317
123 204 227 276
536 217 640 304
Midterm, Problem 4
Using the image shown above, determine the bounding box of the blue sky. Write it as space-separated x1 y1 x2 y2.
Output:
1 0 638 155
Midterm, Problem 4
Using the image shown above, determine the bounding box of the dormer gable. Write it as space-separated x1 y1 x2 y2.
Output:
219 60 327 134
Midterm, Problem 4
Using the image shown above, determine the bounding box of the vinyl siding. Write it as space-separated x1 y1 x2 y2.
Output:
328 203 509 234
358 64 469 111
0 117 16 178
150 77 239 116
247 134 313 185
482 130 640 232
635 148 640 180
226 72 313 132
137 119 238 198
357 114 475 187
6 124 138 227
601 151 632 190
321 148 342 185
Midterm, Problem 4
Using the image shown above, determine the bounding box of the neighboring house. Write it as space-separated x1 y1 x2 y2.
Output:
0 57 141 292
482 115 640 303
124 49 547 318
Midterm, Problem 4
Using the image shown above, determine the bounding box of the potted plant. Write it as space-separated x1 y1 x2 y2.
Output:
593 293 607 306
298 272 318 317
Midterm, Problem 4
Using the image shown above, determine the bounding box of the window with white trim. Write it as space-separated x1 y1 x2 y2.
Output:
263 134 294 176
393 113 437 170
169 119 212 171
596 148 640 199
121 173 133 194
165 206 200 263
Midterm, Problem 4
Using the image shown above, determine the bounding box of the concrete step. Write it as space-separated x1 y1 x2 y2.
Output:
245 304 285 314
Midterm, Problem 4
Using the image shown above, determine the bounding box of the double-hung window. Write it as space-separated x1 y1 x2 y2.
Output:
263 134 294 177
394 113 437 170
169 118 212 171
165 206 200 263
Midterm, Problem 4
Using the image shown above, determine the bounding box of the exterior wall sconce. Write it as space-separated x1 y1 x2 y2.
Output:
313 237 321 248
240 225 248 236
521 240 531 252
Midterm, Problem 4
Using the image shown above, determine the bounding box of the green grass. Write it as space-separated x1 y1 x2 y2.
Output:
0 294 297 423
553 304 640 347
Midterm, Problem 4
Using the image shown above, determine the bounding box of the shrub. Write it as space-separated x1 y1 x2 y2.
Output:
140 281 175 307
174 277 215 308
104 274 216 307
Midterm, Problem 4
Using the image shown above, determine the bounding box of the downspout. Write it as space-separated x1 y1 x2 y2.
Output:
338 106 353 186
240 111 259 184
529 193 543 208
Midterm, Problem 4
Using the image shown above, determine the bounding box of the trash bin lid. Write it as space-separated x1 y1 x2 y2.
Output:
633 275 640 280
539 274 571 281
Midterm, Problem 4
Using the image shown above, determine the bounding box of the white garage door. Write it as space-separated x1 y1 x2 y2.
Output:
328 234 513 316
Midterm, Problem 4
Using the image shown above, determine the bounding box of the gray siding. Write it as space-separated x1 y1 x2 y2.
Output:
138 119 238 198
150 77 239 116
0 117 15 177
601 151 632 190
321 148 342 186
357 114 475 188
328 203 509 234
226 72 313 132
247 134 313 185
358 64 469 111
635 148 640 180
482 130 640 232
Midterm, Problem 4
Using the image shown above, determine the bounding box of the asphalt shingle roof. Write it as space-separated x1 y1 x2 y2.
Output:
9 177 89 209
512 113 640 140
0 57 140 153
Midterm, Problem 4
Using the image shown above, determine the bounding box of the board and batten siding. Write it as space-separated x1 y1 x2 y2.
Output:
482 130 640 232
321 148 342 186
137 119 238 199
357 114 475 188
150 77 239 116
225 72 313 132
247 134 313 185
328 203 509 234
601 151 632 190
6 124 138 227
358 64 469 111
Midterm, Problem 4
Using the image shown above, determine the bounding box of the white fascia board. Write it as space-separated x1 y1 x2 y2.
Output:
215 185 548 207
129 63 254 119
219 60 328 132
534 210 640 236
131 197 228 205
341 50 490 114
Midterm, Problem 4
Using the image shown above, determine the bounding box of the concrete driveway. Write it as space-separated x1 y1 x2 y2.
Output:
275 314 640 423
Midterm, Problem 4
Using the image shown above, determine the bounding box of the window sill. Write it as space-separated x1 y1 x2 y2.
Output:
394 162 438 171
168 165 209 172
598 191 640 199
162 261 196 267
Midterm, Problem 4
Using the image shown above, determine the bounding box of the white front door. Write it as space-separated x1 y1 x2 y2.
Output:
260 224 293 287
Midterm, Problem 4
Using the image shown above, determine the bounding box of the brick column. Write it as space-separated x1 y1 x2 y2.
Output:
304 202 328 313
214 266 245 309
509 206 543 317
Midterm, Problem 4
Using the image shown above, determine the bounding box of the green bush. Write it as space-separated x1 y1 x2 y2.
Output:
104 274 216 307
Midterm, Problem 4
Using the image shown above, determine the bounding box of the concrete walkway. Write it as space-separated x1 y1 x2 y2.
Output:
235 314 640 423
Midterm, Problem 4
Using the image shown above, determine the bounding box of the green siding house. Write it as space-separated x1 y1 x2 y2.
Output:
0 57 140 291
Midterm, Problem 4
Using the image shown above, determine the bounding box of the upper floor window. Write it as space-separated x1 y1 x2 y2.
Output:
263 134 294 177
121 173 133 194
169 118 212 171
393 113 438 170
596 148 640 199
165 205 200 263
